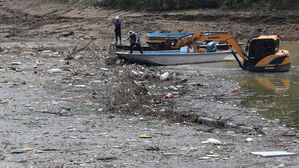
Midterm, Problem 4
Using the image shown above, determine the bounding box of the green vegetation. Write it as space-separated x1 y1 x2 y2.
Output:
10 146 17 150
56 0 299 10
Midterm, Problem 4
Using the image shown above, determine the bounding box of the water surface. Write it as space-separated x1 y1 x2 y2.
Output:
206 42 299 128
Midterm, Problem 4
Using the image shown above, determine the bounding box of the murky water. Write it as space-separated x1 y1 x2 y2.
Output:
205 42 299 128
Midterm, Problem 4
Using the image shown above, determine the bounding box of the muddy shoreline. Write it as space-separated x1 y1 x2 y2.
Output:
0 0 299 167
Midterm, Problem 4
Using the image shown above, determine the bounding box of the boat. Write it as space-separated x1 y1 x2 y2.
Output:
115 50 232 65
113 42 230 51
113 31 242 51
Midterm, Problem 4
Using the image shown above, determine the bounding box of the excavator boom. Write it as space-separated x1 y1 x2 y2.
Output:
175 32 247 61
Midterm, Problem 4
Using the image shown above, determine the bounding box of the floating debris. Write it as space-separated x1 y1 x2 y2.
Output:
251 151 297 157
139 135 152 138
47 68 62 73
246 138 254 142
11 62 21 65
202 138 222 145
160 72 169 81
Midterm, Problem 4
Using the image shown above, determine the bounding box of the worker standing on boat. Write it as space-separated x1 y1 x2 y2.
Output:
113 16 121 45
127 31 143 54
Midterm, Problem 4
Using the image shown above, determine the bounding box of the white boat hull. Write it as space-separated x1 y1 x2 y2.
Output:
115 50 232 65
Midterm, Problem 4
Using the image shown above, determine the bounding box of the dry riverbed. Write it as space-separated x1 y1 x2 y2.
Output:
0 42 298 167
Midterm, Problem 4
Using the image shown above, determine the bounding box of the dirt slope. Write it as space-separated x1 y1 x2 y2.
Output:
0 0 299 43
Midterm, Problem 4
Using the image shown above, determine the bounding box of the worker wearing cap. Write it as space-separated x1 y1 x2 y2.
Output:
126 31 143 54
113 16 121 45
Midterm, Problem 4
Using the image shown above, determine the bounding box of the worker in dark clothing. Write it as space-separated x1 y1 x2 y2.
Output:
126 31 143 54
113 16 121 45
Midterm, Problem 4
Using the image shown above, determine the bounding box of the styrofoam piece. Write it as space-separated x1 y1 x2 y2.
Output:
251 151 297 157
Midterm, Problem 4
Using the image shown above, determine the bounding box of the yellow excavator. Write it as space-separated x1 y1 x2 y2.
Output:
169 31 290 72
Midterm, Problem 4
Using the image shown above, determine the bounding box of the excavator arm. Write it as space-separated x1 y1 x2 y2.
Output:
174 32 248 69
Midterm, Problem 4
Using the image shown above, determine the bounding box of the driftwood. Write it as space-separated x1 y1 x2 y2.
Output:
65 40 93 60
198 117 255 132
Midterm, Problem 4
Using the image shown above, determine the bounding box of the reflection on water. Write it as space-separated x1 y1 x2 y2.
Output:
238 73 299 128
239 76 290 92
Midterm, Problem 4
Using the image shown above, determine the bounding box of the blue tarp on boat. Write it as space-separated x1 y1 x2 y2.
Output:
147 33 193 38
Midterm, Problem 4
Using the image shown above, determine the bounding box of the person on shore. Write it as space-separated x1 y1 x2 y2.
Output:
126 31 143 54
113 16 121 45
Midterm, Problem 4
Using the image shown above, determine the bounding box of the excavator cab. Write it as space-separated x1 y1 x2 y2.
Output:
245 35 290 72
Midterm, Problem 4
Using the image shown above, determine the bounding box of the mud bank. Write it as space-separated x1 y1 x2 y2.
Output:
0 0 299 43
